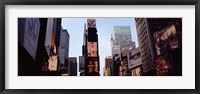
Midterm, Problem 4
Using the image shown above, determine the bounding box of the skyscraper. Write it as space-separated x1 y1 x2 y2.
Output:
59 28 70 74
134 18 155 75
80 24 87 76
84 18 100 76
68 57 77 76
110 26 135 76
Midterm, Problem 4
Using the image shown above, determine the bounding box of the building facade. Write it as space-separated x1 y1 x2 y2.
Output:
80 23 87 76
110 26 135 76
59 28 70 74
110 26 133 55
81 18 100 76
68 57 77 76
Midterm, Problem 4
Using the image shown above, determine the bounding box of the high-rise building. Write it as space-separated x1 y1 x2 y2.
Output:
135 18 182 76
79 56 85 75
134 18 155 75
68 57 77 76
59 28 70 74
110 26 135 76
110 26 133 56
83 18 100 76
80 24 87 76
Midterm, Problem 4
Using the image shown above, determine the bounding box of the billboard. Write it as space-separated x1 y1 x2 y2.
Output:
127 48 142 69
87 57 99 74
87 18 96 28
87 42 98 57
154 56 173 76
48 55 58 71
154 24 179 55
23 18 40 60
121 42 136 56
111 45 120 55
153 24 178 76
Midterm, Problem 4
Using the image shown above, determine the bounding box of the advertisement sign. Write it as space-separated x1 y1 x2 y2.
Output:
154 56 173 76
48 55 58 71
112 45 120 55
23 18 40 60
153 24 177 75
127 48 142 69
87 18 96 28
87 57 99 73
154 24 179 55
121 42 135 56
87 42 98 57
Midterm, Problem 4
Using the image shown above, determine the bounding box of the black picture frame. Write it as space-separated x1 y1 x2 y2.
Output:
0 0 199 94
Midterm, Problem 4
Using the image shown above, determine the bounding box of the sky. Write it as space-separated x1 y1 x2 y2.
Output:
61 18 138 76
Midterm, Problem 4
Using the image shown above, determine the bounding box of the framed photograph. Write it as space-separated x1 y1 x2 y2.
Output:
0 0 199 94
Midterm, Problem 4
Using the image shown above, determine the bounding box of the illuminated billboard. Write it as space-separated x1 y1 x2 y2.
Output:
48 55 58 71
23 18 40 60
154 56 173 76
87 18 96 28
87 57 99 74
154 24 179 55
87 42 98 57
153 24 179 76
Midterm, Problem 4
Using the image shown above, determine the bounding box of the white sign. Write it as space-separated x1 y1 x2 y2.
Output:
127 48 142 69
112 45 120 55
23 18 40 60
129 58 142 69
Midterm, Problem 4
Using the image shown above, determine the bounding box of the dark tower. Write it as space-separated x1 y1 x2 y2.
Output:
85 18 100 76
